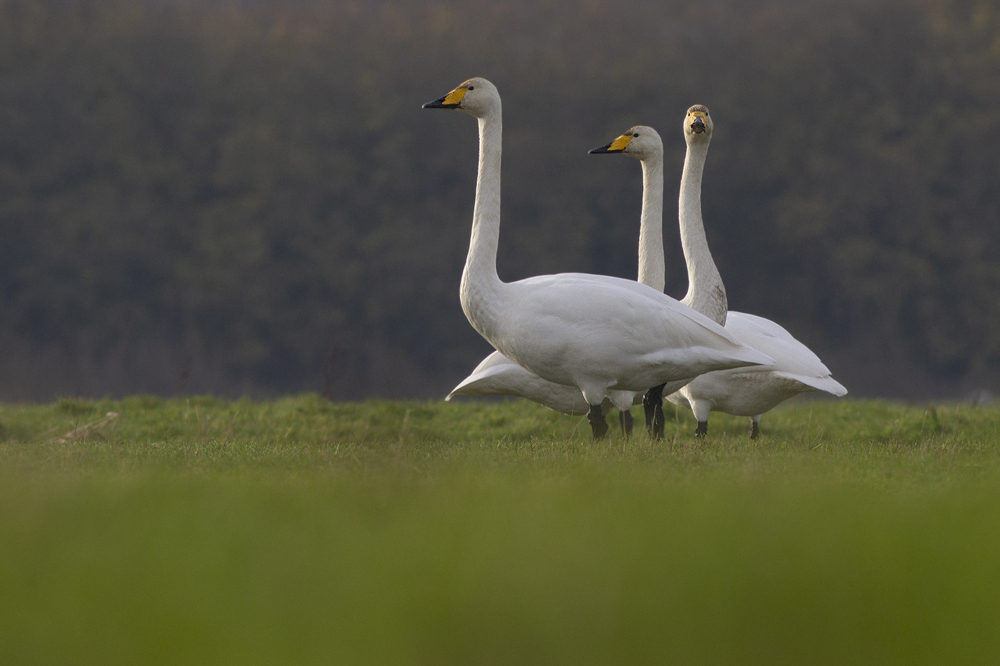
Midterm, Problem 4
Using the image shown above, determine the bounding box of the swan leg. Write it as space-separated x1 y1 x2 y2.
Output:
642 383 666 440
588 404 609 440
692 400 711 439
749 416 761 439
619 409 634 437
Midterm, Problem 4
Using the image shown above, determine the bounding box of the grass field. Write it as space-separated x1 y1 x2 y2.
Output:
1 394 999 665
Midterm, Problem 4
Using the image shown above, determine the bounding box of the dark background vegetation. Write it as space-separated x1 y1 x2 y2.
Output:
0 0 998 401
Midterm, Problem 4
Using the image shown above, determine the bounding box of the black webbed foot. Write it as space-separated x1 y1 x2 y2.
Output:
588 404 609 440
643 383 666 440
695 421 708 438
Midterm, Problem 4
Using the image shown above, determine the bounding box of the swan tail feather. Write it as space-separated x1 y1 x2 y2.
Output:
772 371 848 397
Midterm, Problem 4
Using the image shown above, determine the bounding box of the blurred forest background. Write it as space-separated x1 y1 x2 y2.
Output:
1 0 999 401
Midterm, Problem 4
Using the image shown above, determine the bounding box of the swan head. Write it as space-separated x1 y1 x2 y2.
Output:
422 77 500 118
588 125 663 161
684 105 713 144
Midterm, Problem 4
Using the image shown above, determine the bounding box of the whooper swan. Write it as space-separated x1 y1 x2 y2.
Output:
665 105 847 438
422 78 772 439
589 126 679 439
445 126 680 436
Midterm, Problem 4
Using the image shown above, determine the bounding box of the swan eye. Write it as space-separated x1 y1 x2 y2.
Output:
633 133 639 137
468 86 475 90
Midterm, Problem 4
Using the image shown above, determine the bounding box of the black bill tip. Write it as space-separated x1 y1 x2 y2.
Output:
423 96 457 109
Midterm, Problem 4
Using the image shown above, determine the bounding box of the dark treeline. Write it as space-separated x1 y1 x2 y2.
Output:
0 0 998 400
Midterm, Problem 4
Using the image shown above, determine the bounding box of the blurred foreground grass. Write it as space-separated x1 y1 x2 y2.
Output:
1 395 999 665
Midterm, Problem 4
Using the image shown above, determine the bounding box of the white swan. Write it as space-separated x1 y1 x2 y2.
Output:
445 126 676 435
590 126 685 438
664 105 847 438
423 78 772 439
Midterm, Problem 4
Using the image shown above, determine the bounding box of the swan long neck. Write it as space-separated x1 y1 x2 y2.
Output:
637 154 665 293
459 111 505 337
679 140 727 325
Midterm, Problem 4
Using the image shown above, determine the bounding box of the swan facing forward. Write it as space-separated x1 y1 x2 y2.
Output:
667 105 847 438
423 78 772 439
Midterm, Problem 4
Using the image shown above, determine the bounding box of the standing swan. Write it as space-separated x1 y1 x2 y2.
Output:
423 78 772 439
589 126 676 439
665 105 847 438
445 127 678 435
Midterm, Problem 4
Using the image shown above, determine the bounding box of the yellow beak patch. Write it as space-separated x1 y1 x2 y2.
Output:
442 87 469 106
608 134 634 152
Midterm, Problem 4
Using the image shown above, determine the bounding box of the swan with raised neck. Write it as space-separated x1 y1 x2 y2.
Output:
666 105 847 438
448 125 676 435
678 105 727 326
589 125 677 438
589 126 665 292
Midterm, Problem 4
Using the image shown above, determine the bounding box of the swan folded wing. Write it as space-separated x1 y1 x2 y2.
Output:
725 311 837 379
512 272 756 349
631 345 768 389
446 354 522 398
446 350 595 415
726 311 806 344
496 274 772 393
460 349 512 378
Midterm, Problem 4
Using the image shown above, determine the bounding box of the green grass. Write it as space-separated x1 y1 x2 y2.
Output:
1 394 999 665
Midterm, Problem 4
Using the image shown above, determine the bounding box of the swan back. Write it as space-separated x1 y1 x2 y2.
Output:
498 272 772 401
725 312 847 396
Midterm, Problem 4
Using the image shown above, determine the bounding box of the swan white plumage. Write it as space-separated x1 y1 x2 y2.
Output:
447 349 634 418
445 125 679 434
423 78 773 439
664 105 847 438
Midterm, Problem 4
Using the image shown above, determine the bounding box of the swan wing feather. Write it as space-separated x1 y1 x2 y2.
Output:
493 274 772 396
446 350 595 415
725 312 839 382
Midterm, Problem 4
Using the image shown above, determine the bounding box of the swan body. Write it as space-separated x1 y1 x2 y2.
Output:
424 78 772 438
464 269 769 398
664 105 846 437
668 311 847 422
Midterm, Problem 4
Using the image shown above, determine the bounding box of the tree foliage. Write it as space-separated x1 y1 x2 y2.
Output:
0 0 998 399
